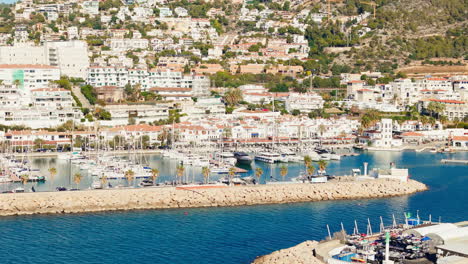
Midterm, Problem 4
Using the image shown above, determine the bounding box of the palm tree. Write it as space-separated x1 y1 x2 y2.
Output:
151 168 160 185
73 173 82 189
228 167 236 184
255 167 263 185
48 167 57 186
317 160 328 175
303 155 312 167
100 175 108 187
176 164 184 185
427 102 446 119
125 169 135 187
224 88 243 106
202 166 210 184
20 174 29 185
318 124 326 136
280 165 288 181
306 165 315 177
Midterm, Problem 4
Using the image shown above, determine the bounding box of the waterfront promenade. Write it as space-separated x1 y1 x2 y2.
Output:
0 179 427 216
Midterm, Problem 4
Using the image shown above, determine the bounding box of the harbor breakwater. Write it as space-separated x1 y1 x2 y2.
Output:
0 179 427 216
252 240 322 264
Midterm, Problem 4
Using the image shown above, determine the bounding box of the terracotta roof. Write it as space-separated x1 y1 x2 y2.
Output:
452 136 468 141
401 132 424 137
427 99 465 104
427 78 448 81
357 89 374 92
107 124 163 132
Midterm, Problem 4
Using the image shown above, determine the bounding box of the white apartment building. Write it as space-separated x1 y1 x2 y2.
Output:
101 104 169 126
87 67 210 97
390 78 423 104
0 64 60 91
285 92 324 112
0 107 83 129
0 41 90 79
419 99 467 121
420 78 453 91
81 0 99 15
0 84 26 108
31 88 74 109
0 43 48 65
87 67 129 87
106 38 149 51
46 41 90 79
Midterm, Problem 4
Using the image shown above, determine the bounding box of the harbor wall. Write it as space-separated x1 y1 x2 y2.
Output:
0 179 428 216
252 240 323 264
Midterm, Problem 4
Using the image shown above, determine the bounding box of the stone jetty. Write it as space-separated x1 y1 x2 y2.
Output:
252 240 323 264
0 179 427 216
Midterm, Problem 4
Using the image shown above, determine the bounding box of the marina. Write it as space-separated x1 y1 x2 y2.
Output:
0 145 361 192
0 151 465 264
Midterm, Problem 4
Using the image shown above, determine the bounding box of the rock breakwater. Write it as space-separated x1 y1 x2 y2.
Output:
0 179 427 216
252 240 322 264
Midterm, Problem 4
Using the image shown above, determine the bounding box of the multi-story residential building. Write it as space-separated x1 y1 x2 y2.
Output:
419 99 467 121
0 107 82 129
87 67 210 96
0 41 90 79
87 66 129 87
0 64 60 91
0 84 26 108
421 77 453 91
81 0 99 15
106 38 149 51
31 88 74 109
46 41 90 79
0 43 48 65
390 78 423 104
101 104 169 126
285 92 324 112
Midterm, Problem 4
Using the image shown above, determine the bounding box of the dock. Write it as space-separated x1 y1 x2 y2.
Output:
441 159 468 164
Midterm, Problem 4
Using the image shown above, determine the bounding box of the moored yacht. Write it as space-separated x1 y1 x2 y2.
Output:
255 152 281 163
233 152 252 164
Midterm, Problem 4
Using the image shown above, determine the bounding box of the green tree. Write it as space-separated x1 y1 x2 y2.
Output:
73 173 82 189
255 167 263 184
151 168 160 184
176 165 185 184
202 166 210 184
125 170 135 187
280 165 288 181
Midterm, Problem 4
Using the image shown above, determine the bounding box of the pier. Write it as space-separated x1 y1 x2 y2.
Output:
441 159 468 164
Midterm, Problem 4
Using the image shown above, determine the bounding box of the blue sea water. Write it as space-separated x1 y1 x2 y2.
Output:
0 151 466 264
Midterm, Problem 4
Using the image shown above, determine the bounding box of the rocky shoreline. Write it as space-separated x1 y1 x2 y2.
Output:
0 179 427 216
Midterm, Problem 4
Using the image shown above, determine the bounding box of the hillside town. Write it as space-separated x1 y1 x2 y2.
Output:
0 0 466 152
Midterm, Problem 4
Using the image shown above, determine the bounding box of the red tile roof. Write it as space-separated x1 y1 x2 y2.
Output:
427 99 465 104
401 132 424 137
452 136 468 141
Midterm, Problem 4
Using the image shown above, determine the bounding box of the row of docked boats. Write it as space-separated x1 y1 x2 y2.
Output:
254 149 340 164
0 156 46 184
58 153 153 180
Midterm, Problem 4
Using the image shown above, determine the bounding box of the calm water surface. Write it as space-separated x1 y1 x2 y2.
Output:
0 151 466 264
